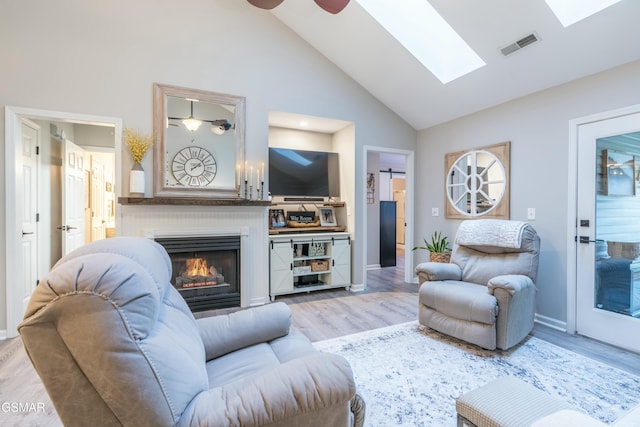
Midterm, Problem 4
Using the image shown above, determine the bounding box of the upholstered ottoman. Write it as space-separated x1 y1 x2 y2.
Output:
456 377 574 427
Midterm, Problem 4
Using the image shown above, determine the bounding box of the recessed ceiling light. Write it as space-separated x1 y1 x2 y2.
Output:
544 0 623 27
299 121 309 127
355 0 485 84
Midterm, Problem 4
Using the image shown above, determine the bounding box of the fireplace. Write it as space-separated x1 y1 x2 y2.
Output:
155 235 241 311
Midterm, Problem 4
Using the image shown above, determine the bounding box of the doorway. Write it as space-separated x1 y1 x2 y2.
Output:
573 106 640 353
364 147 414 285
4 106 122 338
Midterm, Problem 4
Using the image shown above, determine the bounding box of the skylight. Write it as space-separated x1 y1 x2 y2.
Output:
544 0 623 27
355 0 485 84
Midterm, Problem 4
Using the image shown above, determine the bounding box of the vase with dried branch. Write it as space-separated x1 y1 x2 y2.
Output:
123 128 153 196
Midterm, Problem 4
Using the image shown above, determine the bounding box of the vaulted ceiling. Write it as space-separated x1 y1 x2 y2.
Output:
269 0 640 131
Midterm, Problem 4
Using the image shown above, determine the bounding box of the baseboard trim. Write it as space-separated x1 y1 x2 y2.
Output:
0 330 7 340
350 283 365 292
366 264 381 271
534 314 567 332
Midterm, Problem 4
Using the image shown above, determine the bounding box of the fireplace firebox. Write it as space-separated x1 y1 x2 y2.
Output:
155 236 241 311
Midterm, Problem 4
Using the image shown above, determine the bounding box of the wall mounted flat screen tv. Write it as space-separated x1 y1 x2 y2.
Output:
269 147 339 198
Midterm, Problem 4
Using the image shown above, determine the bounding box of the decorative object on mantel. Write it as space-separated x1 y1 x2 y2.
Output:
238 161 265 201
153 83 246 199
123 128 153 197
247 0 350 14
412 231 451 263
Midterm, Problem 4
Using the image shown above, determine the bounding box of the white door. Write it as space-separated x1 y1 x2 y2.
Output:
576 111 640 353
90 155 107 241
62 140 86 255
20 120 39 314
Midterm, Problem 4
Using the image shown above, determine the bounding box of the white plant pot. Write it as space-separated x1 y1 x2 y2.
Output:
129 163 145 196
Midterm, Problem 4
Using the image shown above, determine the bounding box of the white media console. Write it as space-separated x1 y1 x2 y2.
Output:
269 231 351 300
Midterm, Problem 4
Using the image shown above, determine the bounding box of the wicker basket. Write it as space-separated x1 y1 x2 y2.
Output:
310 260 329 272
430 252 451 263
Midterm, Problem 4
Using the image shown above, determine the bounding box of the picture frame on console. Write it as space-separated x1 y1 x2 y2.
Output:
269 209 286 228
319 207 337 226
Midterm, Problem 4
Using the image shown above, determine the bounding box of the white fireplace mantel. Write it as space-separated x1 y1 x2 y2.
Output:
118 203 270 307
143 226 250 239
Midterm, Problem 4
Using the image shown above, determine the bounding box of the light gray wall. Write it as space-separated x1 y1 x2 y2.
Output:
415 60 640 325
0 0 416 331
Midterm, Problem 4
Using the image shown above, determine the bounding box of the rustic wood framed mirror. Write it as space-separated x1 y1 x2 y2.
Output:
445 141 510 219
153 83 245 198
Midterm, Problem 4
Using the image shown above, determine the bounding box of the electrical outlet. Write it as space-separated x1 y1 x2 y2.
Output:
431 208 439 217
527 208 536 220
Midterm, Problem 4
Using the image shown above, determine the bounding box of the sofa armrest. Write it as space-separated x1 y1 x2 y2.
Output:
178 353 356 426
488 275 537 349
531 409 607 427
487 274 535 295
415 262 462 283
196 302 291 360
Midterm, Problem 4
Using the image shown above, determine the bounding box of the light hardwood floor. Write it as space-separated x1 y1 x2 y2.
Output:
4 257 640 377
195 256 640 376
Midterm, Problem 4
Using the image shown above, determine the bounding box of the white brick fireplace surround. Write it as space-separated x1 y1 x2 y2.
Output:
118 201 270 307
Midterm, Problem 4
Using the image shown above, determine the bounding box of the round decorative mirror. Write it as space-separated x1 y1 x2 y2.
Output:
444 142 510 219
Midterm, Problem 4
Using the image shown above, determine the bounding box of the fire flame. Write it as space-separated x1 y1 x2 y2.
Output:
185 258 211 277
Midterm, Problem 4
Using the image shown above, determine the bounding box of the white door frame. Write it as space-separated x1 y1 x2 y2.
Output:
362 145 415 285
566 103 640 335
4 106 122 338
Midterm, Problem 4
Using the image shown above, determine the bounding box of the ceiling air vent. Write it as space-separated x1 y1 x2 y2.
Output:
500 32 540 56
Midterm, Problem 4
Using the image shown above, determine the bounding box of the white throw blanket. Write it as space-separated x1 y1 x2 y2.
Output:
455 219 527 248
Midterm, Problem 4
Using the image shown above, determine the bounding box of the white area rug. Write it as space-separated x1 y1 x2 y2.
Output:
313 322 640 427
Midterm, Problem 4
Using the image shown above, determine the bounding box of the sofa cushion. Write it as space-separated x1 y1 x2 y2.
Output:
207 343 281 387
270 331 319 363
419 281 498 325
206 331 318 387
197 302 291 360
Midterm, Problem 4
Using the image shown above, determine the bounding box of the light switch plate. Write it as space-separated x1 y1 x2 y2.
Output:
527 208 536 220
431 208 439 217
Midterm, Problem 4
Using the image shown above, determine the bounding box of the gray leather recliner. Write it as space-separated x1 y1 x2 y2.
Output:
19 237 364 427
416 219 540 350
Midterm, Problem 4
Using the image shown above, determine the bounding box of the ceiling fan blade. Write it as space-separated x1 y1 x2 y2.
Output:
247 0 285 10
314 0 350 14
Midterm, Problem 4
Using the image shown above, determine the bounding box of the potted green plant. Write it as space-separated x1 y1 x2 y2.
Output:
413 231 452 263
